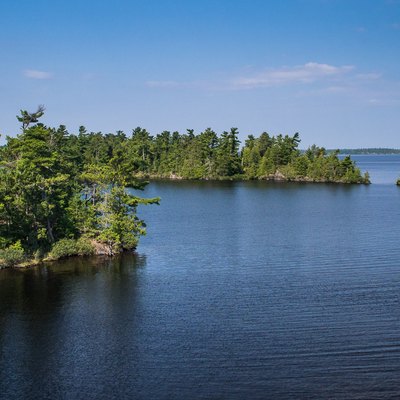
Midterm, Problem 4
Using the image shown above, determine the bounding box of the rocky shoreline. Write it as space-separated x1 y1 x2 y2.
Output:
134 170 371 184
0 240 133 270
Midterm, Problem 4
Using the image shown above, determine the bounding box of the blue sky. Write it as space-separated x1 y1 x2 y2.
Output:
1 0 399 148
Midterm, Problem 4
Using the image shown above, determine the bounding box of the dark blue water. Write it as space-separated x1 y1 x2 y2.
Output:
1 156 400 399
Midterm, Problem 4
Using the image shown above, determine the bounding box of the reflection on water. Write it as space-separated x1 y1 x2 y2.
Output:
0 254 146 314
0 254 147 400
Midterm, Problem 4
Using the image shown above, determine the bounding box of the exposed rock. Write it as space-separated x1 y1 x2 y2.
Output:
90 240 114 256
169 173 183 180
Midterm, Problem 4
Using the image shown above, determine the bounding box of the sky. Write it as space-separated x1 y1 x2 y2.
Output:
1 0 399 148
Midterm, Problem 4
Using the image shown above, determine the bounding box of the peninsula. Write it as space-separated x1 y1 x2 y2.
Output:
0 108 368 268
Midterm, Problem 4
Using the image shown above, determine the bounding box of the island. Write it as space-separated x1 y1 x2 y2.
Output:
0 107 369 268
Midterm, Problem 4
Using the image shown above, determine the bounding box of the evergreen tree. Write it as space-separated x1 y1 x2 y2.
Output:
0 108 159 266
215 128 242 176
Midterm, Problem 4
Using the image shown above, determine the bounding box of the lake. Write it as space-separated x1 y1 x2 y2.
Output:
1 156 400 399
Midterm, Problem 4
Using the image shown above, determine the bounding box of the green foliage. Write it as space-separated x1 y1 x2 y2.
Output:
0 107 159 266
96 185 158 254
258 148 276 176
48 237 95 260
242 135 261 178
278 164 298 180
293 155 310 177
214 128 242 176
44 124 367 184
0 241 26 267
0 123 78 250
16 105 45 130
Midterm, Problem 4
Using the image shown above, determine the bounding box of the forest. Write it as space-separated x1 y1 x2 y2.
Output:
0 108 369 267
48 125 368 183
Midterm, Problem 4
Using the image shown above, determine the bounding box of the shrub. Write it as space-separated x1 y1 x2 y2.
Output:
278 164 297 180
0 241 26 268
48 237 95 260
76 237 96 255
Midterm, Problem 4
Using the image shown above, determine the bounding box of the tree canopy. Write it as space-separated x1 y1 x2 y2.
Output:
0 109 159 267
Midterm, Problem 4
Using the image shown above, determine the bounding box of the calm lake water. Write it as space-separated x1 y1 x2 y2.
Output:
1 156 400 399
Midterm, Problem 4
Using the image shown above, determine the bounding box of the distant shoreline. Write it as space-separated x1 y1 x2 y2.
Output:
326 148 400 155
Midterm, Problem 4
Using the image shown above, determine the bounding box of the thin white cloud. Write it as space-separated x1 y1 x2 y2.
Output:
145 80 180 88
143 63 386 98
24 69 53 79
231 62 354 89
145 80 208 90
356 73 382 80
325 86 349 93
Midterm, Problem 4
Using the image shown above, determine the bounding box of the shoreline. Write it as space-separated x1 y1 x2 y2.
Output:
0 240 133 270
0 250 133 271
132 170 371 184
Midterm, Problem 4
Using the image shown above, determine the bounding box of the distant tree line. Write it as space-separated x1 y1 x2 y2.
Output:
332 148 400 155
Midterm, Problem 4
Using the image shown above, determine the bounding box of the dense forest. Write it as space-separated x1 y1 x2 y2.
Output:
20 125 366 183
0 108 159 267
0 108 369 267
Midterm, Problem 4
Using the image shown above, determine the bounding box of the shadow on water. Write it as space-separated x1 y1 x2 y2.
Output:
0 253 146 400
0 253 146 314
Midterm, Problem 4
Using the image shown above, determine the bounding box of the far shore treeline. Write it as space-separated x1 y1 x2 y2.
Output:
331 148 400 155
1 108 369 268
